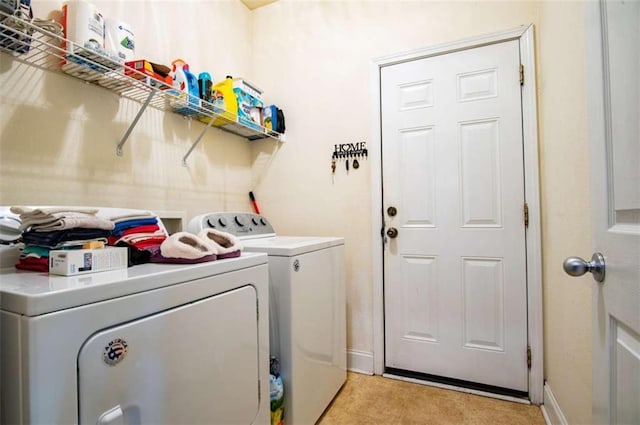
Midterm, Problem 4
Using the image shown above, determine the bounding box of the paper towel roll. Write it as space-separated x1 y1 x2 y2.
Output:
62 0 104 50
105 18 135 62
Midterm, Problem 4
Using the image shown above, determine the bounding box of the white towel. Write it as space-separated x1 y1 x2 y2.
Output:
19 212 114 231
104 211 155 223
10 206 99 216
28 215 115 232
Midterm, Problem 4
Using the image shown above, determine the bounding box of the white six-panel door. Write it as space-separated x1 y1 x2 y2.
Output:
381 40 528 391
586 1 640 423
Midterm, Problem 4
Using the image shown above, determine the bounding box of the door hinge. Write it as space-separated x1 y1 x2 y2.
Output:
523 202 529 228
527 345 532 369
519 64 524 86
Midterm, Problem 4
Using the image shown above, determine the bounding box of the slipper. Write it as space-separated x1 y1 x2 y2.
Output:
148 244 217 264
159 232 217 260
197 228 243 259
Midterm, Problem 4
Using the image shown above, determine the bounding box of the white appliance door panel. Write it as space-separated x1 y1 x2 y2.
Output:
272 245 346 425
78 285 260 425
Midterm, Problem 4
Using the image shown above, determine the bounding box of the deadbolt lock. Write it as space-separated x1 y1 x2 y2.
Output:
387 206 397 217
386 227 398 238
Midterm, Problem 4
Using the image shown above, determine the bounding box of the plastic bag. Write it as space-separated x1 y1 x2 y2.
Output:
270 356 285 425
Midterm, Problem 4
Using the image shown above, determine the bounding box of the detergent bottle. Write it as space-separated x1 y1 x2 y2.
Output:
199 75 238 126
168 59 199 115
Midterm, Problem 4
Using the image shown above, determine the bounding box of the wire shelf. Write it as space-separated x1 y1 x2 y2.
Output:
0 10 283 162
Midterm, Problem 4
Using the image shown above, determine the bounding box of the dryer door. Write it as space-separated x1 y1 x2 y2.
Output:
78 285 261 425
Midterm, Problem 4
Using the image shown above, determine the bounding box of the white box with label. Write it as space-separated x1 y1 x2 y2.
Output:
49 247 128 276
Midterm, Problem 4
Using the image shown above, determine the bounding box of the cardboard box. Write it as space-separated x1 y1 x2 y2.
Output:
125 59 172 88
233 78 263 101
49 247 128 276
262 105 280 133
234 87 264 131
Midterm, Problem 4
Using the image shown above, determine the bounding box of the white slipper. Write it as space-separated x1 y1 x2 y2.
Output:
197 228 243 257
160 232 217 260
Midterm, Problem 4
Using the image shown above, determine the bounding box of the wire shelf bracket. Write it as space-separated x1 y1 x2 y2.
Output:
116 90 155 156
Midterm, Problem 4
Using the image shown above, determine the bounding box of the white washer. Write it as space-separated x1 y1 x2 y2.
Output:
189 212 346 425
0 209 270 425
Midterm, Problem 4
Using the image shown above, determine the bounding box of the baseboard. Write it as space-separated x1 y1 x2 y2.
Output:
541 382 569 425
347 349 374 375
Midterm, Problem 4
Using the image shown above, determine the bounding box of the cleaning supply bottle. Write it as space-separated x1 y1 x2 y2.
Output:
199 75 238 126
198 72 213 103
168 59 199 115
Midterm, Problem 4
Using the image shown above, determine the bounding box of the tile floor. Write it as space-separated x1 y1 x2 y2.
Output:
317 372 546 425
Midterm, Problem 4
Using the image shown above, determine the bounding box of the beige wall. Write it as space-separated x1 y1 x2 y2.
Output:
538 1 592 424
1 0 255 213
0 1 593 423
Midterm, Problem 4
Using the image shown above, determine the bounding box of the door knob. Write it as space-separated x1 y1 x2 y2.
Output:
563 252 605 283
386 227 398 238
387 206 397 216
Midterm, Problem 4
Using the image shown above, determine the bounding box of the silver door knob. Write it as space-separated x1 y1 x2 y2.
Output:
563 252 606 283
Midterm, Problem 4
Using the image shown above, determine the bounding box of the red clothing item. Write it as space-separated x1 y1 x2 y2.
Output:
132 237 167 249
107 224 161 245
15 257 49 272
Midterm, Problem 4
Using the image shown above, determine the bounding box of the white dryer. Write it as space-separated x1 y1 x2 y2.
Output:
189 212 346 425
0 210 270 425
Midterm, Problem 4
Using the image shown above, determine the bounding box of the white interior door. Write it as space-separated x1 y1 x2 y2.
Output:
583 1 640 424
381 40 529 392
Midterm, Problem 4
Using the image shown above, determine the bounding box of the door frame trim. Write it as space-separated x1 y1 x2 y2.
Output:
369 24 543 404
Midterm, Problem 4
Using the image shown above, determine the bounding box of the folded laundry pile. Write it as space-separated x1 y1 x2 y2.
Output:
99 210 166 266
106 211 167 249
9 207 244 270
10 206 114 272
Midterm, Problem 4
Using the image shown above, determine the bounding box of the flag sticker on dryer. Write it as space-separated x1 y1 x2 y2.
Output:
103 338 128 366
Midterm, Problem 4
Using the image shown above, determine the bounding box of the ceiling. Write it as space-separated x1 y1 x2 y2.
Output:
239 0 279 10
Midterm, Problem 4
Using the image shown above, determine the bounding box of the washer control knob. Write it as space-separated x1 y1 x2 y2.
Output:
260 217 267 226
206 218 216 228
235 215 245 226
218 217 228 227
252 217 260 226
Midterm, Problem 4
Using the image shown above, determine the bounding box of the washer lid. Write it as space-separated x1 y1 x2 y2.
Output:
241 236 344 256
0 252 268 317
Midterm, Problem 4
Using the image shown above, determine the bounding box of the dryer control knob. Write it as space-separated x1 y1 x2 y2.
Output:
260 217 267 226
218 217 228 227
251 217 260 226
235 216 245 226
206 218 216 228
